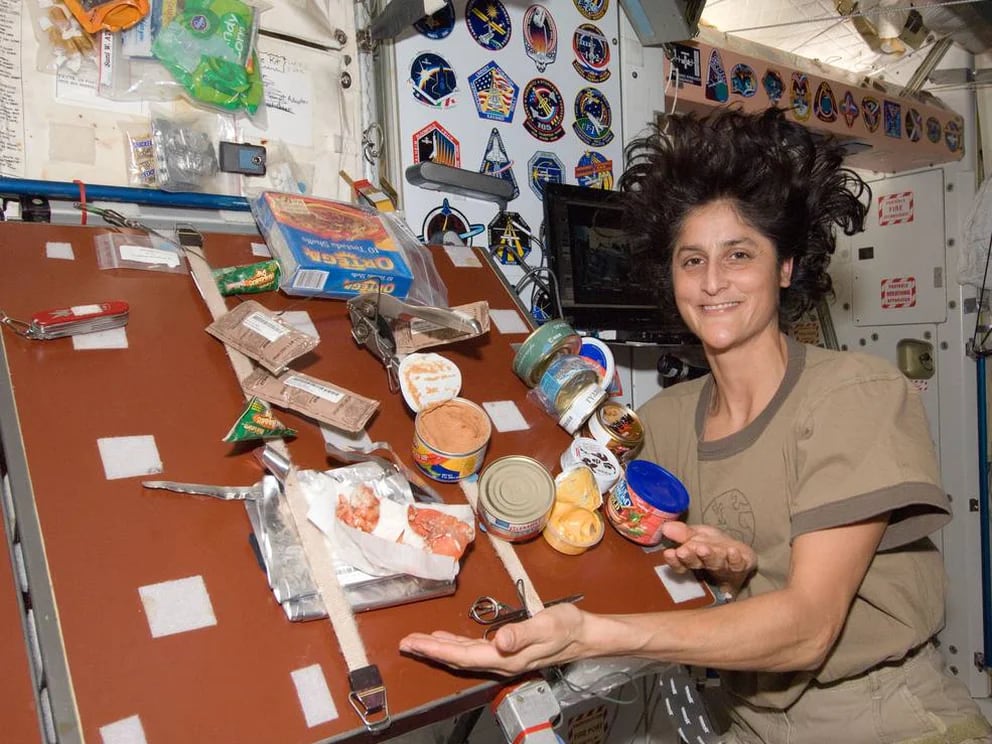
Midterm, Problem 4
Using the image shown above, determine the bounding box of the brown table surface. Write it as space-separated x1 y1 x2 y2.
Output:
0 222 711 743
0 498 42 742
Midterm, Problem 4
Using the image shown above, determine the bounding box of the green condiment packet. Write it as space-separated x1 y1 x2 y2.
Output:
212 260 280 295
224 397 297 442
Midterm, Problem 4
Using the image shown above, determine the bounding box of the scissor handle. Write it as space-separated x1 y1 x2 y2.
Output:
469 596 507 624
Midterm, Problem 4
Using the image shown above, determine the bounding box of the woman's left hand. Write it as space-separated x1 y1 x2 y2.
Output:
399 603 584 676
660 521 757 597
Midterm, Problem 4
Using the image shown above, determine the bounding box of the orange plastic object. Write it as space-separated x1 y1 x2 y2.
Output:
63 0 149 33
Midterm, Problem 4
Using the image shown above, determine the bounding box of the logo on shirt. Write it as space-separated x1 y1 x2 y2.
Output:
702 489 756 547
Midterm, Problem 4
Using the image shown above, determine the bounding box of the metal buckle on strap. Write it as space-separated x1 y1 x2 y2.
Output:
348 665 390 732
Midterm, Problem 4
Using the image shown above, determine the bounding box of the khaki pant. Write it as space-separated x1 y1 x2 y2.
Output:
721 644 992 744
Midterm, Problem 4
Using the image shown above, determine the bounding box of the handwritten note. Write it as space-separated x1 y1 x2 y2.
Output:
0 0 25 177
240 50 315 148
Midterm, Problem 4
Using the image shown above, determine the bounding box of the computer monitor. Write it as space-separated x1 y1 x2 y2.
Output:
543 183 694 342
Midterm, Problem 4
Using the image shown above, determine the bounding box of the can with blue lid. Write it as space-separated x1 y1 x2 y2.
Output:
605 459 689 546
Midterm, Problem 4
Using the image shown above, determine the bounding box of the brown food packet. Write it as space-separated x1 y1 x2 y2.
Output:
392 301 490 355
241 368 379 433
206 300 318 374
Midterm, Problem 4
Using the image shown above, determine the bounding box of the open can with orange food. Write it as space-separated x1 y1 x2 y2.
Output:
412 397 492 482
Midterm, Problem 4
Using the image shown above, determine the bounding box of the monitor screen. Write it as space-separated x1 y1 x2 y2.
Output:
543 183 693 342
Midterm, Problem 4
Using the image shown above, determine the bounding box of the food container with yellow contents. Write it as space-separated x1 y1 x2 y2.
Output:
477 456 555 542
554 465 602 510
412 397 492 482
583 401 645 463
542 502 605 555
560 437 622 494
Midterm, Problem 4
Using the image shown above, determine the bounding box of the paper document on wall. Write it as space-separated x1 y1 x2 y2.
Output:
240 48 318 149
0 0 25 177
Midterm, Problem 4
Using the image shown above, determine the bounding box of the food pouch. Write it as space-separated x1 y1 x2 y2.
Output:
205 300 318 374
224 396 297 442
213 260 280 295
241 368 379 433
151 0 264 114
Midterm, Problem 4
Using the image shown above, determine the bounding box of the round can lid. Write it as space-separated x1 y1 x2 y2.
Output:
512 320 581 386
478 456 555 522
624 459 689 514
578 338 615 391
399 352 462 412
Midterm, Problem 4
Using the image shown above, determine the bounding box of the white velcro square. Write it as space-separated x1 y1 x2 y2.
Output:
99 714 147 744
251 242 271 257
97 435 162 480
138 575 217 638
443 245 481 267
654 564 708 603
482 400 530 432
72 327 129 350
45 242 75 260
320 425 372 450
291 664 338 727
489 309 529 335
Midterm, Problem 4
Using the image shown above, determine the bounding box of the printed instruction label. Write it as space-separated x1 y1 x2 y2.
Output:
877 191 914 226
119 244 181 267
285 375 344 403
242 311 288 342
881 276 917 309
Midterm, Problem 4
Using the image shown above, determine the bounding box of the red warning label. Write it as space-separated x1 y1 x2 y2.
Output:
881 277 917 309
877 192 914 226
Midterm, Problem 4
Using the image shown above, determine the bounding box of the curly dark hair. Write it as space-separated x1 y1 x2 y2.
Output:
619 106 871 324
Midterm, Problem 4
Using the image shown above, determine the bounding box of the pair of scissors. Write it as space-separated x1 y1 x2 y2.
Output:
73 203 178 245
469 579 583 639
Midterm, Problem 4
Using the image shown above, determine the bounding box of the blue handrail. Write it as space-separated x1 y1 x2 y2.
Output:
978 355 991 667
0 177 251 212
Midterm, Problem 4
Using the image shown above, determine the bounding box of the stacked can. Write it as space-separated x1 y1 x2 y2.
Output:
512 322 606 434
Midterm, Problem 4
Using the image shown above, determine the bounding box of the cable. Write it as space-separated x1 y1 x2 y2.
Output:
972 228 992 353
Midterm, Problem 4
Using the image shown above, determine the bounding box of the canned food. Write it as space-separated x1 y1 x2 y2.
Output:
536 355 601 413
560 437 622 494
477 456 555 542
413 397 492 482
605 459 689 546
542 502 605 555
583 401 645 463
512 320 582 387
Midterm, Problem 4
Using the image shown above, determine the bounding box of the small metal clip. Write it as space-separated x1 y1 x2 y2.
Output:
347 665 390 733
0 311 34 339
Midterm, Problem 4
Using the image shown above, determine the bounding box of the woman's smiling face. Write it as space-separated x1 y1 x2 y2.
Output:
672 200 793 354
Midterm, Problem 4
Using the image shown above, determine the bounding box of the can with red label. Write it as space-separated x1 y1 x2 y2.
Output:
605 459 689 546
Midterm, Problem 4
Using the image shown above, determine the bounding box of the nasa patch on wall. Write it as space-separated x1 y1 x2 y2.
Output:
572 87 614 147
669 43 701 85
862 96 881 133
730 64 756 97
522 77 566 142
575 151 613 189
705 49 728 102
906 108 922 142
762 69 783 104
945 120 962 152
480 128 519 200
790 73 810 121
926 117 942 144
409 52 458 108
488 212 533 265
466 0 512 51
420 198 485 245
883 100 902 138
573 0 607 21
414 0 455 39
572 23 610 83
523 5 558 73
840 90 858 128
412 121 460 166
468 61 519 123
814 82 837 123
528 151 565 199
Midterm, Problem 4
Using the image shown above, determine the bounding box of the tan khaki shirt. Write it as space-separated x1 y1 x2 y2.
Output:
638 337 950 709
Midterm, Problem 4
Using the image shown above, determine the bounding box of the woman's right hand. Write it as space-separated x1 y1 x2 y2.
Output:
660 521 757 597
